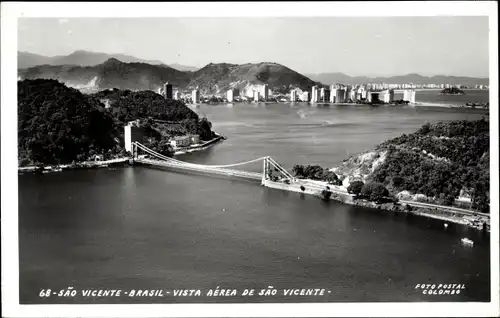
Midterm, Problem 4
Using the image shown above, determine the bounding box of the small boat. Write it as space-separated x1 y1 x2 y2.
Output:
461 238 474 246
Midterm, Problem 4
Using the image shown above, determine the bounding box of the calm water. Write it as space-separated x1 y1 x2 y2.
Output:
19 101 490 304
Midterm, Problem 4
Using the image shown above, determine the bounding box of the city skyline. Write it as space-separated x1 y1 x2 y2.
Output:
18 17 489 78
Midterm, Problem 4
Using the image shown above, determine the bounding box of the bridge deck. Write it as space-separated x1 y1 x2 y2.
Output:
136 158 263 180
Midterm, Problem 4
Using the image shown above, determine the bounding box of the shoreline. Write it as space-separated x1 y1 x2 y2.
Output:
18 133 226 173
173 133 225 156
191 100 489 110
264 179 490 233
18 157 130 174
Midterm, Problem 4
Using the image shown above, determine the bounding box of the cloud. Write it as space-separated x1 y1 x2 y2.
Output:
59 18 69 24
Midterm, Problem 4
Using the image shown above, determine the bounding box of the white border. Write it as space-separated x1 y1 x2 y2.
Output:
1 2 498 317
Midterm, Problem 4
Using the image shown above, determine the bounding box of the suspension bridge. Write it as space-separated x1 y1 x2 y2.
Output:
132 142 296 184
131 141 490 219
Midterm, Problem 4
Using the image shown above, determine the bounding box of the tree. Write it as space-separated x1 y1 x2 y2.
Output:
157 138 174 157
321 189 332 200
392 176 404 189
361 182 389 203
322 170 342 185
293 164 305 177
347 181 364 196
199 117 214 141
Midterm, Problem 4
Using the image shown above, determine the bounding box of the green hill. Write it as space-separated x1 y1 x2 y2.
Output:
336 119 490 212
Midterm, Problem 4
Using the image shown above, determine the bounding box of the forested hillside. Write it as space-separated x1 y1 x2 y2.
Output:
18 79 122 165
90 89 214 141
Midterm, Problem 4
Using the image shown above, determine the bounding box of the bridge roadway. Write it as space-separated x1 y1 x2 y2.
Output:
136 158 263 181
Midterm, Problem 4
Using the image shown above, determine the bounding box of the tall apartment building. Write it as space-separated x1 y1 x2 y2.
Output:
290 89 298 102
381 90 391 103
163 82 173 99
330 88 337 103
261 84 269 100
253 90 260 102
403 90 416 104
227 89 234 102
192 90 200 104
311 86 319 103
336 88 346 103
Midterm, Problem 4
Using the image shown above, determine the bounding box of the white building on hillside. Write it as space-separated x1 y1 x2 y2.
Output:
170 136 191 148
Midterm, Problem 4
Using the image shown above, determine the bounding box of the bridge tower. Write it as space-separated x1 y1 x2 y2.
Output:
261 157 269 185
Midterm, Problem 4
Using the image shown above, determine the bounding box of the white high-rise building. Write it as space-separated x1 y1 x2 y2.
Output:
192 90 200 104
330 88 337 103
381 90 391 103
253 90 260 102
349 89 356 102
290 90 297 102
403 90 416 104
336 89 346 103
173 91 180 100
311 86 319 103
261 84 269 100
227 89 234 102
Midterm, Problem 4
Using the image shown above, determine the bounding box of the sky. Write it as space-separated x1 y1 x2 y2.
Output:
18 17 490 77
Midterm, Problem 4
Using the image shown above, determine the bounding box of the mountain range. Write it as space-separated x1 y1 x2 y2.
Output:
18 50 200 72
18 50 489 92
306 72 489 86
19 56 319 93
19 58 191 91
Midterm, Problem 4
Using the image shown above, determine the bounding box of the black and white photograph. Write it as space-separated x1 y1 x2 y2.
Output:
1 2 498 317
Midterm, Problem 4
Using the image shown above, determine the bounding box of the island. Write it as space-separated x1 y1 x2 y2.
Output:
440 87 465 95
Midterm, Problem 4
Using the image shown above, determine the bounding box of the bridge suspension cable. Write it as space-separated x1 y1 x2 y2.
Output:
133 142 294 182
134 142 267 168
267 157 295 180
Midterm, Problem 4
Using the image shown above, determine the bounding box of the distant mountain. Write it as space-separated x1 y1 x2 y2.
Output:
19 58 319 94
18 58 190 91
169 63 199 72
306 72 489 86
188 62 319 94
18 50 166 69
